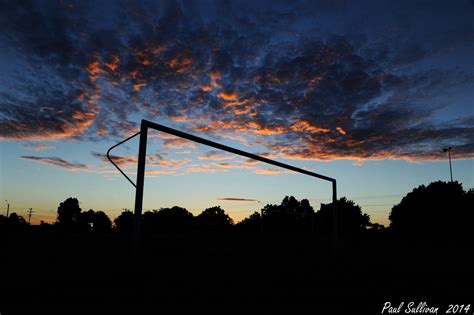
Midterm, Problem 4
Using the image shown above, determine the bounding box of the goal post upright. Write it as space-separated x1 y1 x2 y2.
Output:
123 119 338 243
134 121 148 241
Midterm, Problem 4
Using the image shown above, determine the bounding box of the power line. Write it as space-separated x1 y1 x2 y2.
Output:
27 208 35 224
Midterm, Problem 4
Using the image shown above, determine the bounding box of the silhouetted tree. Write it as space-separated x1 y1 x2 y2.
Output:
114 210 134 234
151 206 193 233
79 209 112 233
142 206 194 235
236 212 261 231
314 197 370 236
5 212 28 231
196 206 233 230
39 220 54 233
57 197 82 231
141 210 157 236
261 196 315 231
0 214 7 227
389 181 472 239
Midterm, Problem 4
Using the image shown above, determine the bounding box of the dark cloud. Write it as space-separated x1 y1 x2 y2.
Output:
20 156 89 170
91 151 169 168
217 198 259 202
91 152 137 167
1 0 473 162
22 143 55 151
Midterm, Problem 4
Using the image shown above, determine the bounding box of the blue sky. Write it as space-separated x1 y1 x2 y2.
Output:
1 0 473 225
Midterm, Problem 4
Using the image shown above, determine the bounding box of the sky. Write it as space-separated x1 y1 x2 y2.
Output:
0 0 473 226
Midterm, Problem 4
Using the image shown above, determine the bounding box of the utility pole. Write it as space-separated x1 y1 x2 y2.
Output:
443 147 453 182
5 200 9 218
27 208 34 224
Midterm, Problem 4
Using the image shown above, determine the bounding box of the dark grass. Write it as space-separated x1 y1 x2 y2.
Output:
1 230 472 313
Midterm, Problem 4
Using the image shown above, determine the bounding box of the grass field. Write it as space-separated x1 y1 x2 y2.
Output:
1 230 472 313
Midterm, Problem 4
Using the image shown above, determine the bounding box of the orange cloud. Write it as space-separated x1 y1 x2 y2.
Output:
169 115 196 123
290 120 330 134
222 134 251 146
208 162 255 170
86 60 107 82
217 91 238 101
192 119 287 137
200 84 213 92
104 54 120 72
245 121 287 135
167 57 192 73
226 99 250 107
253 168 292 175
99 169 175 176
153 158 190 170
145 170 175 175
186 166 230 173
336 126 347 135
97 128 109 136
162 138 197 149
198 151 234 161
133 82 146 92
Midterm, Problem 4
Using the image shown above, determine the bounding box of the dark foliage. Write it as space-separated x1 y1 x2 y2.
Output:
261 196 315 232
389 181 473 239
195 206 233 230
56 197 82 231
142 206 194 235
113 210 134 234
0 213 28 232
236 212 262 231
79 209 113 233
315 197 371 236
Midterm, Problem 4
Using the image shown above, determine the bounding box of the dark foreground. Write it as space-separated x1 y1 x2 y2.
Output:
1 231 472 313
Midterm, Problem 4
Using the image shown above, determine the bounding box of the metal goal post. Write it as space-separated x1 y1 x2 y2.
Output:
107 119 338 241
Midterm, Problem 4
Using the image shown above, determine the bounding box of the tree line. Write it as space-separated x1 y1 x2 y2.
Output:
1 181 472 239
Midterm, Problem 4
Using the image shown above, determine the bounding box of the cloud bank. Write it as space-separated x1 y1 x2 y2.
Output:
1 0 473 163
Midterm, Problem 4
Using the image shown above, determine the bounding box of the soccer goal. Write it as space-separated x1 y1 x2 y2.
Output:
107 119 338 240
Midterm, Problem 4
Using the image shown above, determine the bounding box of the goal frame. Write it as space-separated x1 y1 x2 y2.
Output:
107 119 338 240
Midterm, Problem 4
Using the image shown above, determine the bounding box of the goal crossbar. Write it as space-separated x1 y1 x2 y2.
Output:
107 119 338 240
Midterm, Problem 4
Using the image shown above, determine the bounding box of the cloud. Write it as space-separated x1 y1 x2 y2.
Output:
253 168 292 175
217 198 259 202
162 138 197 149
99 168 175 176
92 152 137 167
1 1 473 163
243 152 278 164
198 150 234 161
22 143 56 151
207 162 255 170
186 166 230 173
20 156 89 171
92 152 189 170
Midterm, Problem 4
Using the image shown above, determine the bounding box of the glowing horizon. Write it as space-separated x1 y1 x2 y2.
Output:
1 0 473 226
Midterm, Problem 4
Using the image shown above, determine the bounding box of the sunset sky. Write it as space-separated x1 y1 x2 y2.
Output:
1 0 473 225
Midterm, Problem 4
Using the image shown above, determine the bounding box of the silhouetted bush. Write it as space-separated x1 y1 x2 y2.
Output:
56 197 82 232
236 212 262 232
156 206 193 231
314 197 370 236
196 206 233 230
114 210 134 235
79 209 112 233
0 213 28 232
389 181 473 239
261 196 314 232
